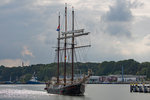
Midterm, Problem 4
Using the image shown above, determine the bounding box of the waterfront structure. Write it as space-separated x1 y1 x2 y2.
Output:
88 75 146 84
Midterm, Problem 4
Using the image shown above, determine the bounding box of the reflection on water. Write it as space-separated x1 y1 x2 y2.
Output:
0 84 150 100
0 89 47 99
53 95 90 100
0 85 48 100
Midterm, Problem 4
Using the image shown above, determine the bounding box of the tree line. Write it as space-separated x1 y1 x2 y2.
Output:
0 59 150 82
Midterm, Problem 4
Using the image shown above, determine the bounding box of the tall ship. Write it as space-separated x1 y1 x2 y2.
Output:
45 4 91 96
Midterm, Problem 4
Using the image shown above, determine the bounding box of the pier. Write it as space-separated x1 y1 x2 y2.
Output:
130 83 150 93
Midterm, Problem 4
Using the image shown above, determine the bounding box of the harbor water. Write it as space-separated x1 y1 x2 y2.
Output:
0 84 150 100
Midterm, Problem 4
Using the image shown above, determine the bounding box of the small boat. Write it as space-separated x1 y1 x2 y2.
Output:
4 81 13 84
45 4 91 96
4 76 13 84
26 72 41 84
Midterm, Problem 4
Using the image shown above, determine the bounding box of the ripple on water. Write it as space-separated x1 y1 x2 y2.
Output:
0 89 49 99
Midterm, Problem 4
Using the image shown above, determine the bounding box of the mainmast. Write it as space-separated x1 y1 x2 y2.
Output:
64 3 67 86
57 12 60 84
71 7 74 83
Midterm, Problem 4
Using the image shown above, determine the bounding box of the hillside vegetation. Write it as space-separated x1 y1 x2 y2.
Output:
0 59 150 82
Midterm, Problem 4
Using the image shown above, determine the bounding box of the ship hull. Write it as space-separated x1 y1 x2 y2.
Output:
45 83 85 96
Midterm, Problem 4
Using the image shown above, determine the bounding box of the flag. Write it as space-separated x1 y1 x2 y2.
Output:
56 25 60 31
65 56 67 60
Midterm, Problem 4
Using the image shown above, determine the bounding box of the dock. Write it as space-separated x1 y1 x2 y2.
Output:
130 83 150 93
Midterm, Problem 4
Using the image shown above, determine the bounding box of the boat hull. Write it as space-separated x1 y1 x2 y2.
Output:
26 81 41 84
45 83 85 96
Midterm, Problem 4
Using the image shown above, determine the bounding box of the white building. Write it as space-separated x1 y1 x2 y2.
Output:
88 75 146 83
88 76 100 84
117 75 146 82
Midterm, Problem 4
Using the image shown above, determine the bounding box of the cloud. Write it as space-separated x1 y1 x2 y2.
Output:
0 0 12 6
0 59 30 67
105 0 132 22
100 0 133 37
1 0 150 66
33 0 52 6
129 0 144 9
114 34 150 61
0 0 59 64
21 46 34 57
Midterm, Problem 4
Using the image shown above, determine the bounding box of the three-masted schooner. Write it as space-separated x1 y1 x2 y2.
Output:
45 4 91 96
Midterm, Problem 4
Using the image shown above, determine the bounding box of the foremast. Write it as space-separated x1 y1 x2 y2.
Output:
57 12 60 84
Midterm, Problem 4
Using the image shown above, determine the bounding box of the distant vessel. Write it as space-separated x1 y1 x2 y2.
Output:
4 76 13 84
26 72 41 84
45 4 91 96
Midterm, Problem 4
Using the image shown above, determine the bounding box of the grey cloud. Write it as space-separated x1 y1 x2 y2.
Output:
105 0 132 22
101 0 133 37
1 0 149 66
105 23 131 37
129 0 144 9
0 0 64 64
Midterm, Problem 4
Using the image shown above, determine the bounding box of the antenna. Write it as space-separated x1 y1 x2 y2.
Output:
22 61 24 67
122 66 124 82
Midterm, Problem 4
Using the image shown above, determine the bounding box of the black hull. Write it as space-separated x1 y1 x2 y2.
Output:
45 83 85 96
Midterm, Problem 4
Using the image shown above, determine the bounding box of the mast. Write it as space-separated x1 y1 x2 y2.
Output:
57 12 60 84
71 7 74 83
64 3 67 85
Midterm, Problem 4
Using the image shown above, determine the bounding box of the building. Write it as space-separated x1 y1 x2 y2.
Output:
88 75 117 84
117 75 146 83
88 76 100 84
88 75 146 84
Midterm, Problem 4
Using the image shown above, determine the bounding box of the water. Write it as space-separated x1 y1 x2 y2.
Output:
0 84 150 100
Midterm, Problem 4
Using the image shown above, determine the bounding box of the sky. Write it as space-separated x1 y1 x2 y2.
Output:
0 0 150 67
